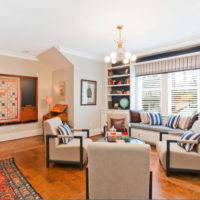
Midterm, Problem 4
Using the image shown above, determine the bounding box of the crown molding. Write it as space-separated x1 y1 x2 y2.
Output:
0 49 38 61
57 46 103 62
135 37 200 57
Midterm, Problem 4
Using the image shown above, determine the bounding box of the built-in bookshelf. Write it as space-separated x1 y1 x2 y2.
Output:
106 61 133 110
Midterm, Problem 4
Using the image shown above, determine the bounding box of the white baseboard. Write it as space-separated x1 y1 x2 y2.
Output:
0 129 43 142
90 128 103 137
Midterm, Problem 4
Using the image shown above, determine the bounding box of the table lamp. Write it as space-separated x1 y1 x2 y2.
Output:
46 96 53 116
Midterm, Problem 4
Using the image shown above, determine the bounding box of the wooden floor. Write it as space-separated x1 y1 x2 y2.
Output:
0 135 200 199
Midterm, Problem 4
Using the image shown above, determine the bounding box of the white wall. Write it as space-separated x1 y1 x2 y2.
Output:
52 65 74 126
62 53 105 131
0 55 52 141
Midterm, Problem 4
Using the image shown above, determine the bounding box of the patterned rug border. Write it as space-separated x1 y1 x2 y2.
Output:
0 157 42 199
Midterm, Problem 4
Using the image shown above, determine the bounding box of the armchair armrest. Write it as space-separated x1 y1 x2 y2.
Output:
128 123 131 137
104 125 107 136
166 139 177 176
160 132 168 141
71 129 90 138
57 135 74 139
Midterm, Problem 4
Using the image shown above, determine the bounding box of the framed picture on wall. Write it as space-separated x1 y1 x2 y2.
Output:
57 81 65 101
81 79 97 105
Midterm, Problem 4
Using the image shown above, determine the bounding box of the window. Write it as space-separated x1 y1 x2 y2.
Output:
138 74 161 112
169 70 199 115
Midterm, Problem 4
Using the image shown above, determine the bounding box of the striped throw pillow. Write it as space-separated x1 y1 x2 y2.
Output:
178 116 191 130
177 130 200 152
139 112 150 124
149 113 162 125
166 115 180 129
58 123 72 144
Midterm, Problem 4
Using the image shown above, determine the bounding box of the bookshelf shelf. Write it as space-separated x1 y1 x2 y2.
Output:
107 84 130 87
106 62 132 110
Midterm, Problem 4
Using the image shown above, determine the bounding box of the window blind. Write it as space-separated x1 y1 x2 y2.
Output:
170 70 199 115
135 54 200 76
141 74 161 112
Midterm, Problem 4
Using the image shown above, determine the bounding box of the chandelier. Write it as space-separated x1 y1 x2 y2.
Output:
104 25 137 64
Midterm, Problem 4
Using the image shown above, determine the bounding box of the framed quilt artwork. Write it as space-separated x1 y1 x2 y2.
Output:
0 76 21 123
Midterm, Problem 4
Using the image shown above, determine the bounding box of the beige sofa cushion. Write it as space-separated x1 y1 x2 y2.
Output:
178 116 191 130
50 138 92 163
191 119 200 134
140 112 150 124
156 141 200 170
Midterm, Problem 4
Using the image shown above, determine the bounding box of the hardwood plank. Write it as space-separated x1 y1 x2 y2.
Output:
0 135 200 199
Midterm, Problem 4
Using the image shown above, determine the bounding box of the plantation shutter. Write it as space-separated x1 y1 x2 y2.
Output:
170 70 199 115
141 74 161 112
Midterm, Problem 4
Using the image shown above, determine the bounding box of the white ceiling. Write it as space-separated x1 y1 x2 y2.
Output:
0 0 200 60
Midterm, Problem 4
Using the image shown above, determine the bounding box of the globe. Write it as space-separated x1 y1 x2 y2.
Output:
120 98 129 109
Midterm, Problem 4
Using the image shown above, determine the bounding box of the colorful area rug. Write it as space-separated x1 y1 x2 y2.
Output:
0 158 41 199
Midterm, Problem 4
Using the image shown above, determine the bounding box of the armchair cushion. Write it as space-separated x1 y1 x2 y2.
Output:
51 138 92 163
58 123 72 144
177 130 200 152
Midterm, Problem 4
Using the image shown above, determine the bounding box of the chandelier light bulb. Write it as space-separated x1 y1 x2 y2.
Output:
111 59 117 64
131 54 137 61
111 52 117 59
104 25 136 63
123 58 129 64
124 52 131 59
104 56 111 63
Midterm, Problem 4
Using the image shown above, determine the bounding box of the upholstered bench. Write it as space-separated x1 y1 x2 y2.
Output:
129 123 184 145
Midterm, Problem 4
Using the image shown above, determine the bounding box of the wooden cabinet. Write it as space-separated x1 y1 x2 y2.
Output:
21 106 37 122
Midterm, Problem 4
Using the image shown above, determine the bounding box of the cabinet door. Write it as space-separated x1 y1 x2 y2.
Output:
21 106 37 122
21 77 36 106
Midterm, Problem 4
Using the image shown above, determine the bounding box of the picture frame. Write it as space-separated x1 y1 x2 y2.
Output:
81 79 97 105
57 81 65 101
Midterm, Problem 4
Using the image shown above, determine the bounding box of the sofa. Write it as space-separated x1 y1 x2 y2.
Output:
129 115 185 145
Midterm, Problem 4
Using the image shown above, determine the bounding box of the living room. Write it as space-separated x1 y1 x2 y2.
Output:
0 0 200 199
